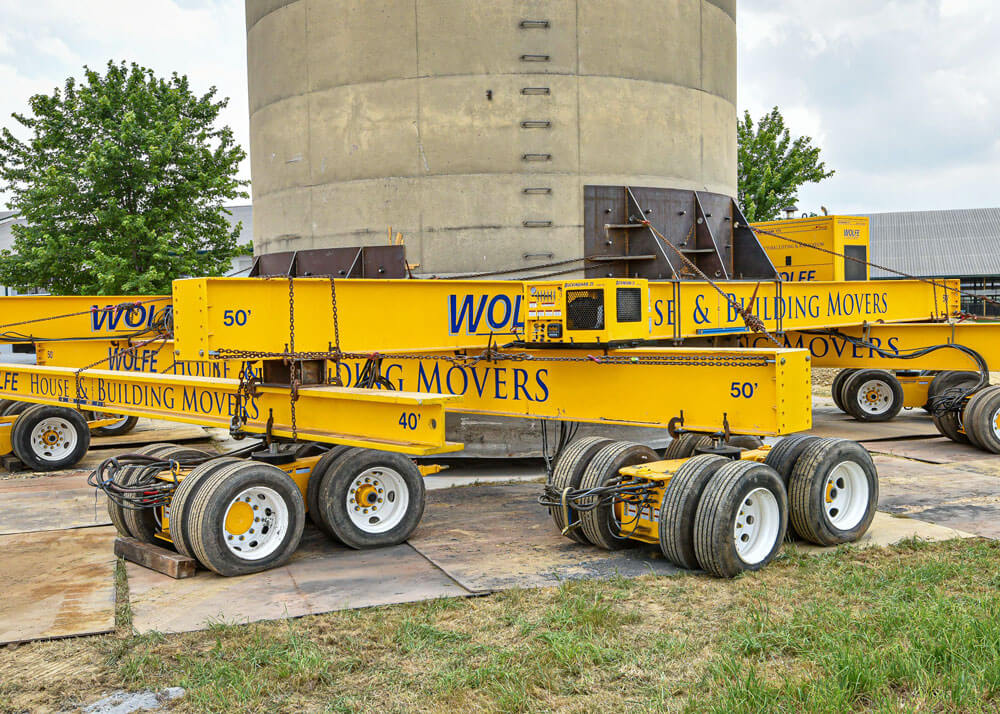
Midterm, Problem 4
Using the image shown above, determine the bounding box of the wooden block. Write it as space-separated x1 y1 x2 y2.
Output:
1 455 24 472
114 537 197 579
90 426 210 448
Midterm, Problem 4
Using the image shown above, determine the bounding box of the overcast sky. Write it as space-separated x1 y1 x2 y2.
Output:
0 0 997 215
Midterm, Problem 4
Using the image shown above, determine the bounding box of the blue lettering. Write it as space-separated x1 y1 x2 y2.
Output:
445 366 468 395
417 363 442 393
487 296 511 331
513 369 533 401
535 369 550 402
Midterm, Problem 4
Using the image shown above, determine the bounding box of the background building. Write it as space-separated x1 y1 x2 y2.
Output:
245 0 738 276
864 208 1000 317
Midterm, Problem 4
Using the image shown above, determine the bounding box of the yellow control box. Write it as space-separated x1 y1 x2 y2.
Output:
524 279 650 344
753 216 870 282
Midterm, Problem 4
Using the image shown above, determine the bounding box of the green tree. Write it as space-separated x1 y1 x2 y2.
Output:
737 107 834 222
0 61 247 295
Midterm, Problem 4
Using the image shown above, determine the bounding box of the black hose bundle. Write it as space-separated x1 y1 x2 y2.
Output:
537 475 658 541
803 329 989 415
539 420 579 478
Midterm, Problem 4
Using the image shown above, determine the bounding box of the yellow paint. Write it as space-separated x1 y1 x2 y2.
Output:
85 416 121 430
418 464 447 476
168 275 959 361
32 339 814 436
224 500 255 535
0 295 170 341
657 279 957 339
354 484 378 508
523 279 650 344
897 375 932 409
753 216 870 282
0 419 11 456
616 448 777 543
0 363 459 456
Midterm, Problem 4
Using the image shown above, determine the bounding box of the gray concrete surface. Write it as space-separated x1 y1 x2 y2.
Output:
245 0 738 273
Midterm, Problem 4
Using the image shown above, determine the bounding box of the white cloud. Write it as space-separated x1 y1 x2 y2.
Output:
740 0 1000 213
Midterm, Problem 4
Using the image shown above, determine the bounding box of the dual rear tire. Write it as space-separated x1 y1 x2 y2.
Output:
164 446 426 576
550 435 878 578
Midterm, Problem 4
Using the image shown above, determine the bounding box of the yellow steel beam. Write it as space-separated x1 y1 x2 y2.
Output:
741 323 1000 371
169 277 959 361
38 339 813 435
0 295 170 341
650 280 956 338
0 364 460 455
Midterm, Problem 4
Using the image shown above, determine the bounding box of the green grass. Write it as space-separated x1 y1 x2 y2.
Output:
4 539 1000 713
704 540 1000 713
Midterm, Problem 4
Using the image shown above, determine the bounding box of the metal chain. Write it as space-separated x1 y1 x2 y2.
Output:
639 219 784 347
211 345 772 369
0 296 170 331
328 275 343 386
231 360 259 434
287 277 299 441
72 333 171 407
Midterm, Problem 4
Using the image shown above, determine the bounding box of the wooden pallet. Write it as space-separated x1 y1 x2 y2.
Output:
114 537 197 579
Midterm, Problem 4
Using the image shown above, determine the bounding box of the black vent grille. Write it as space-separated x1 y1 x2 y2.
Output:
616 288 642 323
566 289 604 330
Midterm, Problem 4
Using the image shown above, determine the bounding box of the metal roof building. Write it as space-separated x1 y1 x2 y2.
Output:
862 207 1000 316
863 207 1000 279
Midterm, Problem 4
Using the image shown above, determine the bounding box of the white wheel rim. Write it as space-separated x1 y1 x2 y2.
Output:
346 467 409 534
856 379 893 415
28 417 79 462
991 406 1000 441
824 460 869 530
734 487 780 565
222 486 288 561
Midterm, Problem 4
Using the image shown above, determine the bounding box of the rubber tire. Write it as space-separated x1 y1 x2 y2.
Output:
831 369 856 413
548 436 613 544
316 449 426 549
663 432 704 460
306 445 356 536
294 442 329 460
168 457 245 558
107 464 144 538
10 405 91 471
764 434 823 484
0 400 30 417
961 388 990 450
658 454 729 570
693 461 788 578
788 439 878 545
964 386 1000 454
139 444 213 462
131 443 180 456
928 371 981 406
728 435 764 451
842 369 904 422
121 464 166 544
187 461 305 576
933 409 969 444
86 412 140 436
578 441 658 550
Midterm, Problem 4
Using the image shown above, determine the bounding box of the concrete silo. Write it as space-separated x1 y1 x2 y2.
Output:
246 0 738 276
